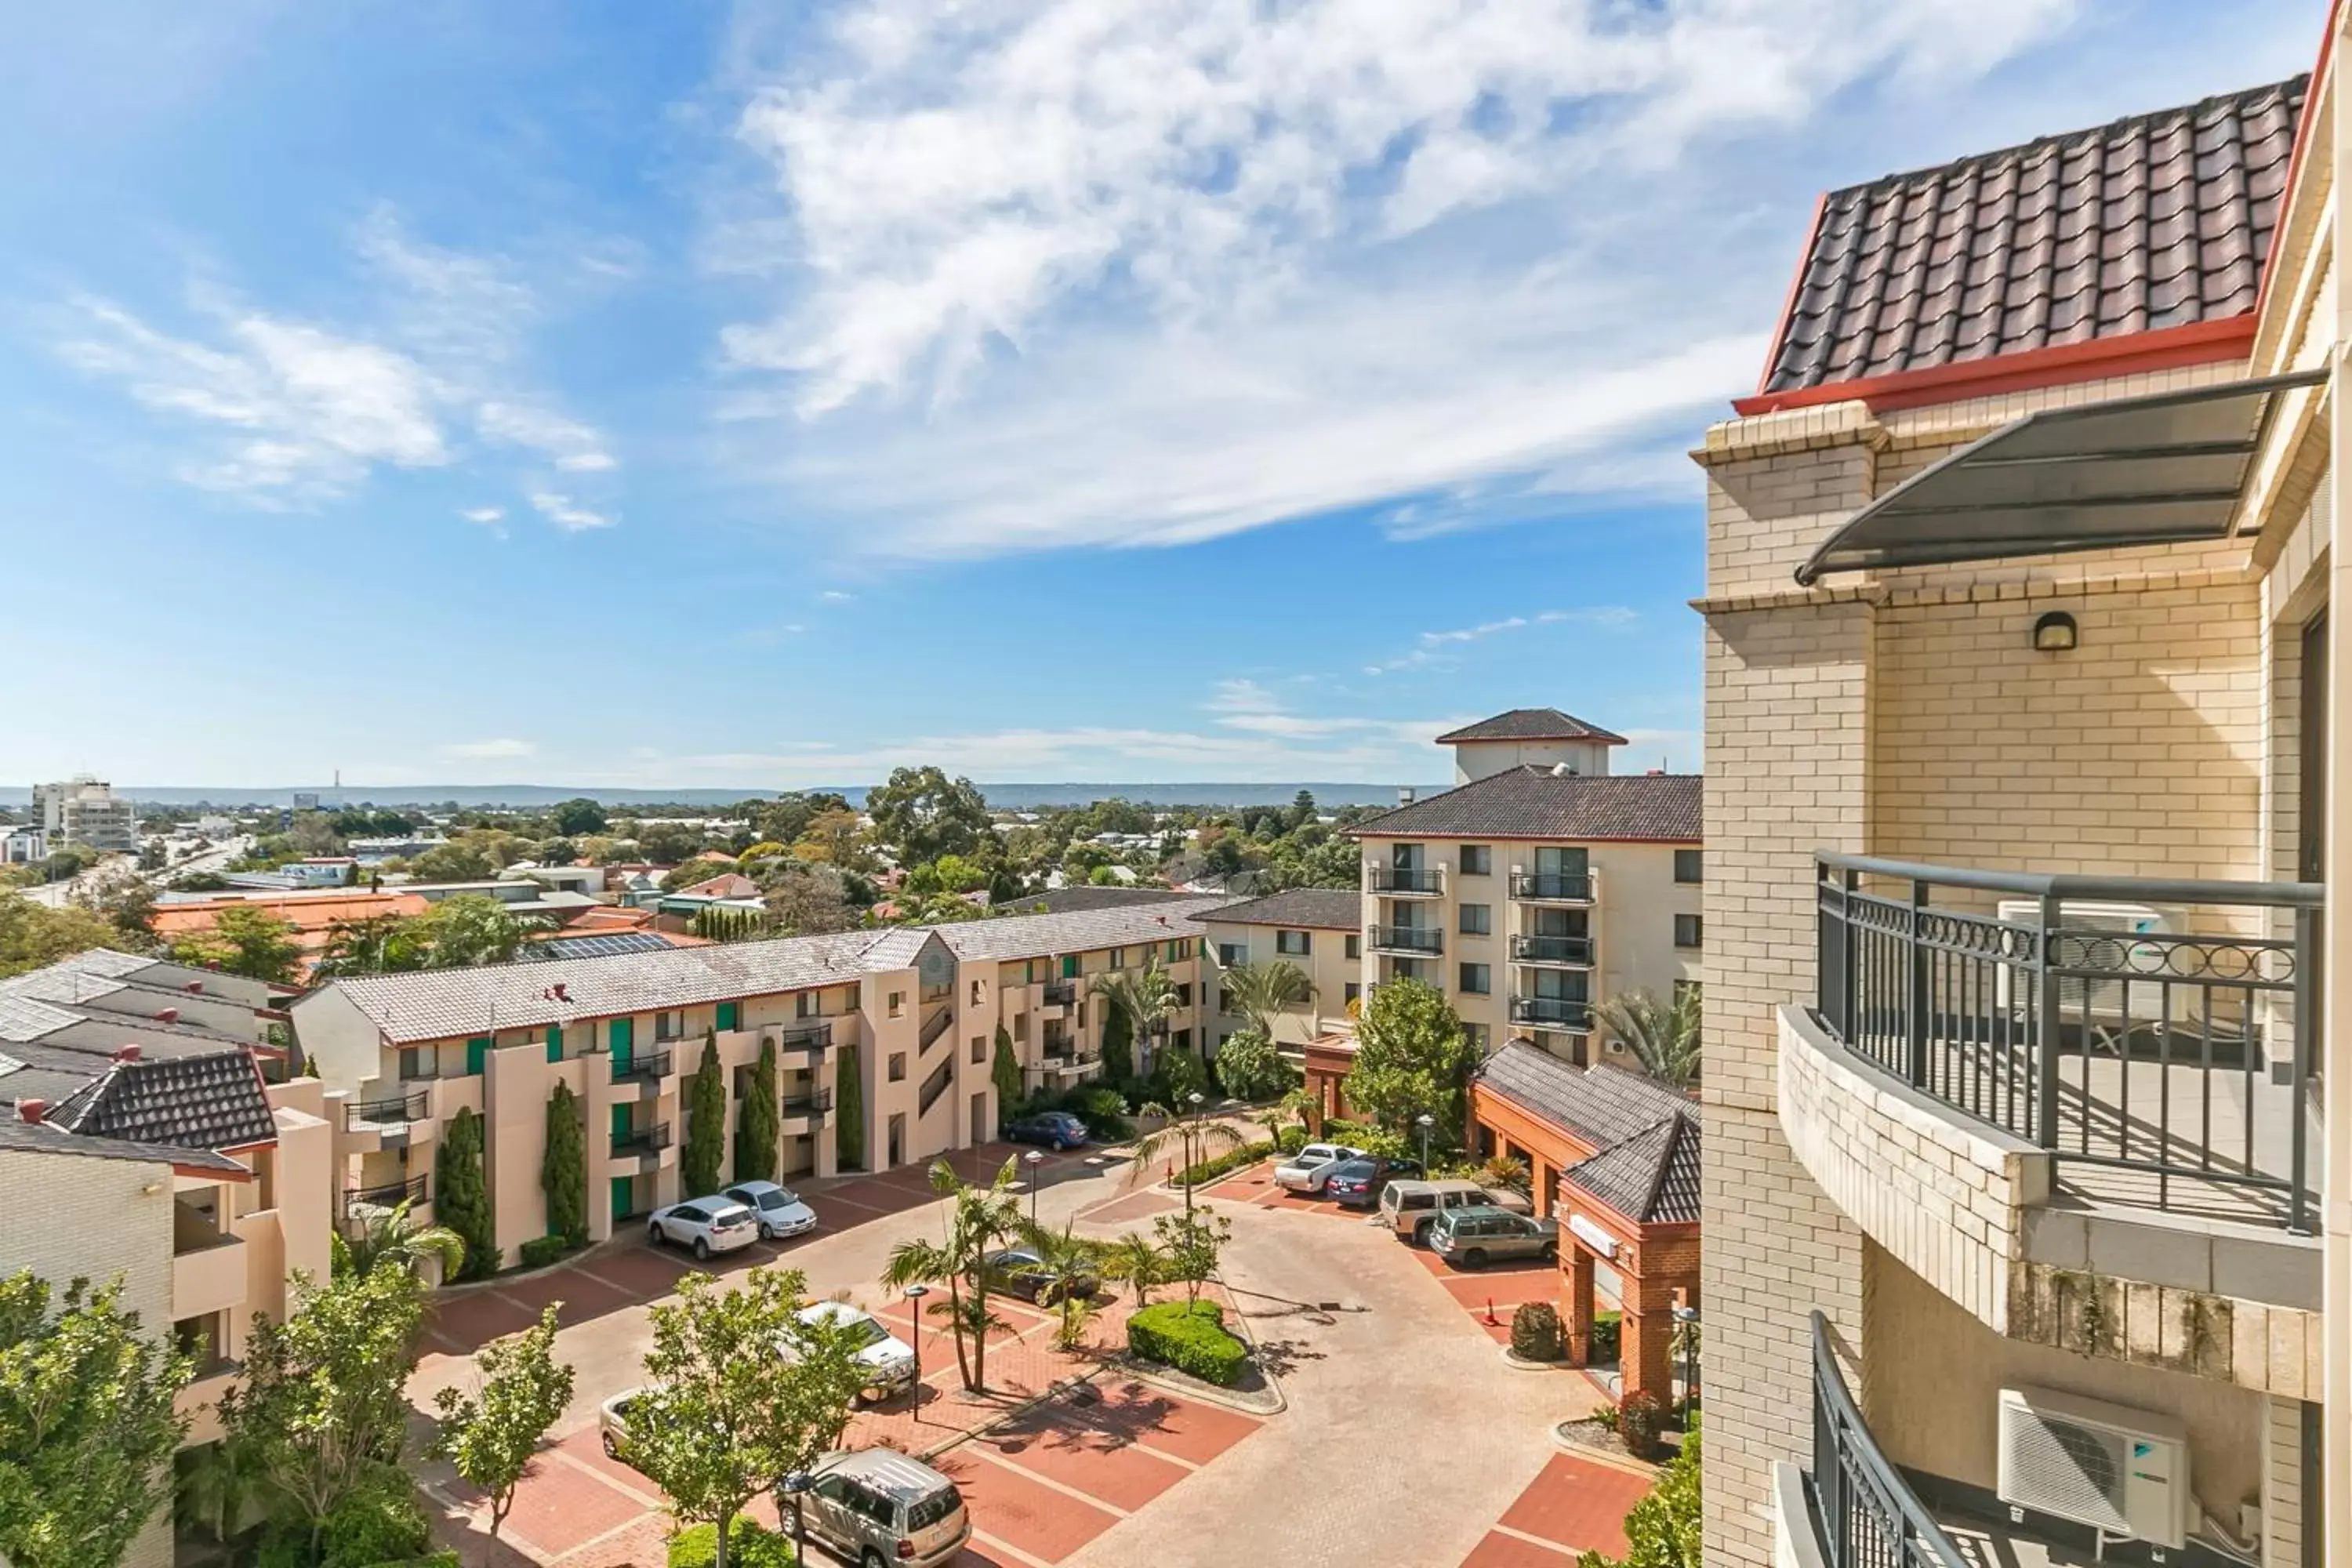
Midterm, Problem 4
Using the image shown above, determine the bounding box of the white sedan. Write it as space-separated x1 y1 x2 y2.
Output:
793 1301 917 1403
724 1179 818 1241
647 1197 760 1260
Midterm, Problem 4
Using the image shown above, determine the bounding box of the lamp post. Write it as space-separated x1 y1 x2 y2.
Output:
1023 1149 1044 1229
782 1470 811 1563
1672 1303 1699 1421
903 1283 929 1415
1184 1090 1206 1215
1415 1112 1435 1174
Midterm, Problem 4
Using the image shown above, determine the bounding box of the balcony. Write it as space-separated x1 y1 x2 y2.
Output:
780 1087 833 1130
1369 864 1443 896
1369 924 1443 956
610 1122 674 1170
1508 996 1591 1031
1042 1048 1100 1076
611 1048 674 1097
345 1174 428 1221
172 1234 249 1322
1782 1311 1972 1568
1510 870 1593 903
772 1021 833 1059
1041 980 1076 1007
1510 933 1593 967
341 1089 428 1150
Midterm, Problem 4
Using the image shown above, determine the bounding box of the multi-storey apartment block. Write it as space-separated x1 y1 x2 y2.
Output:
289 898 1228 1267
1194 887 1363 1053
1697 49 2343 1568
1348 710 1702 1063
33 773 137 852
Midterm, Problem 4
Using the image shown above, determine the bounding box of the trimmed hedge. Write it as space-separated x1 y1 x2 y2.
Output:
1172 1140 1273 1187
1590 1308 1622 1364
668 1516 796 1567
517 1234 579 1269
1127 1298 1247 1387
1273 1125 1309 1156
1510 1301 1565 1361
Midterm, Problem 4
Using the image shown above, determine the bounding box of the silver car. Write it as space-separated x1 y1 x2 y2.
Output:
796 1447 971 1567
1272 1142 1365 1194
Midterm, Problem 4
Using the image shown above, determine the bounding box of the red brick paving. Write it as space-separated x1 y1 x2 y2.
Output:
426 1290 541 1354
498 1265 640 1328
548 1426 663 1502
493 1452 650 1559
1079 1377 1262 1466
931 1445 1124 1563
578 1247 699 1300
969 1413 1193 1513
1460 1530 1580 1566
1491 1452 1650 1559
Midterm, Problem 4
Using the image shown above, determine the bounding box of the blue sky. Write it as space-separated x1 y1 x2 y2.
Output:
0 0 2321 790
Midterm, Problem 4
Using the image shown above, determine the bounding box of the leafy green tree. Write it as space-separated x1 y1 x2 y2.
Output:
879 1158 1022 1391
330 1198 463 1281
415 894 548 968
1577 1429 1700 1568
1595 985 1704 1091
174 1431 271 1552
0 1272 189 1568
0 894 120 979
990 1025 1022 1116
864 765 991 866
408 837 502 883
833 1045 865 1168
736 1039 779 1185
624 1268 863 1568
550 797 608 837
79 880 158 947
1290 789 1317 830
430 1305 575 1541
637 822 707 866
752 792 851 849
311 913 426 978
543 1083 588 1247
168 905 305 985
1209 1027 1293 1102
683 1033 727 1196
761 860 858 936
217 1264 423 1562
1150 1207 1232 1308
1345 977 1478 1137
437 1106 499 1280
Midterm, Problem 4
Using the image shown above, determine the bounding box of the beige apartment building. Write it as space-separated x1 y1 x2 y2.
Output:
1697 45 2343 1568
1194 887 1364 1054
1348 710 1703 1063
289 898 1228 1267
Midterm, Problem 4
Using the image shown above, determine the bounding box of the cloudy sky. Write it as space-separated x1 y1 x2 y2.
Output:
0 0 2321 789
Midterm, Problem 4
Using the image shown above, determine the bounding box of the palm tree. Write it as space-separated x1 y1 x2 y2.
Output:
175 1433 270 1548
1595 985 1703 1091
332 1197 466 1281
1100 1232 1164 1310
1221 960 1316 1040
1015 1220 1111 1349
1089 958 1178 1075
880 1156 1024 1392
1133 1095 1247 1215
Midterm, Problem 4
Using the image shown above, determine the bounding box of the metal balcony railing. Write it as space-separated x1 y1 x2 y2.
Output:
1511 934 1594 966
1805 1311 1968 1568
346 1174 427 1211
1511 871 1593 902
1369 865 1443 894
1508 995 1592 1029
612 1049 673 1083
775 1021 833 1051
916 1057 955 1116
920 1005 955 1053
782 1087 834 1120
343 1090 428 1129
1370 924 1443 955
610 1123 673 1158
1041 981 1076 1006
1813 852 2321 1231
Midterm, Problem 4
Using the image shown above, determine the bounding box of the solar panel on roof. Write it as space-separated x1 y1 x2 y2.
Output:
521 932 677 962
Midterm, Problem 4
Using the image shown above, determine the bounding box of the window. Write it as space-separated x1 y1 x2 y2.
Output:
654 1010 684 1041
1174 982 1192 1007
1110 947 1127 969
971 1036 987 1064
797 992 815 1018
1345 934 1360 959
887 991 906 1018
1458 904 1491 936
888 1052 907 1082
1218 943 1245 967
1172 1029 1191 1052
398 1047 433 1080
1344 982 1361 1006
1460 844 1491 876
715 1001 739 1032
970 980 984 1006
1464 1022 1489 1051
1014 1014 1029 1042
1166 939 1186 962
1674 913 1704 948
1459 963 1491 995
1276 929 1311 956
1675 848 1704 884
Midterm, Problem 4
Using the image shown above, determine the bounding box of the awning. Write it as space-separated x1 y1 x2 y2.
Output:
1793 368 2326 586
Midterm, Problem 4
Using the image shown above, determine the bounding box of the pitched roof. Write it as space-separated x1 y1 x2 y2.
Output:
1435 709 1628 746
927 896 1236 963
993 887 1197 916
0 994 83 1044
1350 770 1699 842
0 1114 250 1175
519 931 684 963
1474 1040 1694 1150
1559 1111 1700 1226
1191 887 1361 931
45 1049 278 1152
1761 76 2306 397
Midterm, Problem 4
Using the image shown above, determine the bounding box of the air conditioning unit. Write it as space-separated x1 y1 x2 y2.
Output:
1992 900 2185 1029
1997 1386 2189 1549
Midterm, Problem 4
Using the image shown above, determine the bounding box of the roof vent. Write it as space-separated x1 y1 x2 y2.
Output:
1552 763 1575 777
115 1044 143 1062
154 1008 179 1025
17 1098 46 1123
186 980 205 994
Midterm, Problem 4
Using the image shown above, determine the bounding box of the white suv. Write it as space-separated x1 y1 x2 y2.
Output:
647 1197 759 1260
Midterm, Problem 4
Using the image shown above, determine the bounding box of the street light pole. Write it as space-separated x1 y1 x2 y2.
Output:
1673 1303 1699 1421
1415 1112 1435 1174
1184 1090 1205 1216
1024 1149 1044 1230
782 1471 811 1563
903 1283 929 1417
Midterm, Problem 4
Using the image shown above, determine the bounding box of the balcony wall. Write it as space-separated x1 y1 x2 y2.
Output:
172 1233 249 1323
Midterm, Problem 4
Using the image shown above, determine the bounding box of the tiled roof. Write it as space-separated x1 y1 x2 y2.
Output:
1762 76 2307 396
46 1049 278 1152
1191 887 1361 931
928 897 1236 962
1474 1040 1693 1150
1436 710 1628 746
993 887 1197 916
1350 770 1700 842
0 994 83 1044
519 931 682 962
1560 1111 1700 1226
0 1115 250 1175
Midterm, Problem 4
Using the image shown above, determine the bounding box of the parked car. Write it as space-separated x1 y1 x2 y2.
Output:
1428 1205 1560 1268
793 1301 916 1403
1272 1142 1365 1193
796 1448 972 1568
647 1197 760 1260
1377 1178 1531 1243
1004 1111 1091 1150
1321 1155 1422 1207
982 1245 1100 1304
597 1388 643 1461
724 1178 818 1241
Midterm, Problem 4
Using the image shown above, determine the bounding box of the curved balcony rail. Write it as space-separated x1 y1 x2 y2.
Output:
1511 934 1594 967
1509 996 1592 1030
1370 924 1443 956
1370 865 1444 895
612 1049 673 1083
343 1090 428 1130
345 1174 427 1214
1815 852 2321 1231
1511 871 1594 902
1806 1311 1969 1568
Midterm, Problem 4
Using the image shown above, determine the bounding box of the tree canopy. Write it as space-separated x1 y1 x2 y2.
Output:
1345 977 1478 1136
430 1305 575 1541
549 797 609 837
0 895 122 980
864 765 990 866
168 906 304 985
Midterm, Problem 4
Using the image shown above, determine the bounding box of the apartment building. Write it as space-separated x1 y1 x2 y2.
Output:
34 774 137 852
1349 710 1702 1062
289 897 1229 1267
1696 52 2339 1568
1194 887 1363 1053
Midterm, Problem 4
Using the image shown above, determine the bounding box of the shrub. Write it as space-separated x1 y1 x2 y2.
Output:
318 1464 434 1566
1127 1299 1247 1387
1073 1086 1134 1142
667 1515 796 1568
1172 1140 1273 1186
517 1234 575 1269
1618 1388 1668 1460
1274 1124 1309 1156
1510 1301 1565 1361
1589 1309 1622 1364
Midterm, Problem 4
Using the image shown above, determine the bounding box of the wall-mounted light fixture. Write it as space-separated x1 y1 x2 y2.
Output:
2032 611 2078 653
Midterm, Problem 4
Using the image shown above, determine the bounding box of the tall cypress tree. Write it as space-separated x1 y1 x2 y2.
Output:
991 1024 1022 1123
439 1105 497 1279
542 1081 586 1247
834 1044 865 1170
736 1037 780 1184
682 1030 727 1196
1101 1007 1134 1087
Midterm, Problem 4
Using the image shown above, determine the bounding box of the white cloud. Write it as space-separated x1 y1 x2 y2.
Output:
1364 606 1638 674
529 491 616 532
460 506 505 524
820 589 855 602
445 737 536 760
712 0 2078 557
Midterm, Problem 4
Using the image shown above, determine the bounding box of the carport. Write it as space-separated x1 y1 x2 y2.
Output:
1555 1109 1699 1404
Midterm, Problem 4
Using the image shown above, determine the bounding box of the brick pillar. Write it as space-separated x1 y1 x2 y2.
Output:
1563 1246 1596 1366
1624 1305 1675 1405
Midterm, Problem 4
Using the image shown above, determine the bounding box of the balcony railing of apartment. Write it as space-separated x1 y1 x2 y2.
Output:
612 1049 673 1083
774 1021 833 1051
1508 995 1592 1029
1510 934 1594 966
782 1087 834 1120
343 1090 429 1129
917 1057 955 1116
1814 852 2321 1231
1041 980 1076 1006
920 1004 955 1054
1369 865 1443 895
346 1174 428 1212
1510 871 1594 902
611 1123 673 1158
1370 924 1443 955
1804 1310 1968 1568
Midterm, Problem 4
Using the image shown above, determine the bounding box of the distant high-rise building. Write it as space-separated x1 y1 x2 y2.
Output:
32 775 136 853
292 793 321 812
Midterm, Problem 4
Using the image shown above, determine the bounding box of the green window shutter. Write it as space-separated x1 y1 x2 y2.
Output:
717 1001 740 1032
610 1104 631 1143
608 1018 634 1076
611 1175 634 1221
1062 954 1080 979
466 1036 490 1076
546 1026 563 1063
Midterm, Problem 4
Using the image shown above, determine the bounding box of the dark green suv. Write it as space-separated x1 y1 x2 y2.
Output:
1427 1205 1559 1269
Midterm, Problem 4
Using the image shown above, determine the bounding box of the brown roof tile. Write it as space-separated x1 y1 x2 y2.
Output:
1348 769 1699 842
